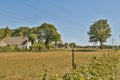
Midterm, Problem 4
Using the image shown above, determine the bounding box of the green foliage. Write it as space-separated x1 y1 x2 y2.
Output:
11 27 30 37
40 54 120 80
0 28 5 39
54 33 61 49
15 47 23 52
64 43 69 48
67 54 120 80
30 42 45 51
28 34 37 44
88 19 112 50
1 23 61 51
0 27 11 39
40 67 47 80
48 43 54 49
69 42 76 48
4 27 11 37
39 23 61 50
0 45 14 52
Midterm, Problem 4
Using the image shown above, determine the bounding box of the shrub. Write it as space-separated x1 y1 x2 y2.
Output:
40 54 120 80
30 42 45 51
0 45 15 52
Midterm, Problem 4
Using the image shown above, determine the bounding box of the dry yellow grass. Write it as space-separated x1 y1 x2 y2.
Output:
0 49 106 80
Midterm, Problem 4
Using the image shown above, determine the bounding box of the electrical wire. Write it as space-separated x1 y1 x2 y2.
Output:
16 0 77 24
0 12 34 24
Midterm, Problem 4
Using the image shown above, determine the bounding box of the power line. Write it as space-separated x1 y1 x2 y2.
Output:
44 0 86 28
16 0 77 24
16 0 60 18
0 8 35 20
0 8 36 23
0 12 34 24
15 0 81 33
46 0 70 14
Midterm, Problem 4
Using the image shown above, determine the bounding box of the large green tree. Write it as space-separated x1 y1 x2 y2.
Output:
88 19 112 50
39 23 61 49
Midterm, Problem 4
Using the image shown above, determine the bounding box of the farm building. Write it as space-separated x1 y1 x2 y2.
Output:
0 37 31 49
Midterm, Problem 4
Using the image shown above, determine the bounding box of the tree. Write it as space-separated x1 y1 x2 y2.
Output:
64 43 69 48
11 27 30 37
0 27 11 39
30 42 45 51
39 23 61 49
31 27 42 42
0 28 5 39
53 33 61 49
28 34 37 45
88 19 112 50
4 27 11 37
69 42 76 48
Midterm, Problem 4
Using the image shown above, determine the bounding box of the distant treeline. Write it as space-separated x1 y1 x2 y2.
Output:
0 23 81 52
80 45 120 49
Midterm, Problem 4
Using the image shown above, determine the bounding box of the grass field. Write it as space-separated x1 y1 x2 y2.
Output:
0 48 114 80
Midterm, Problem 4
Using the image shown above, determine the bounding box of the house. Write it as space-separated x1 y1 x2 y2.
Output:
0 37 31 49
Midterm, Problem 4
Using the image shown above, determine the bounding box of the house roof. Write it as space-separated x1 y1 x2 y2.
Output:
0 41 6 46
0 37 28 46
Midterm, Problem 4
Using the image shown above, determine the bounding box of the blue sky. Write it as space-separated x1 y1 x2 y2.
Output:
0 0 120 46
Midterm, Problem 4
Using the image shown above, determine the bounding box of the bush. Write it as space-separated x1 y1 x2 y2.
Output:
30 42 45 51
15 47 23 52
0 45 15 52
40 54 120 80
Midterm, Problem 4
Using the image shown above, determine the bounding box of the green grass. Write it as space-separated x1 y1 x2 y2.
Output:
0 48 114 80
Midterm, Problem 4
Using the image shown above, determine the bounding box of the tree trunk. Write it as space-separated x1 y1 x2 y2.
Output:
100 41 103 51
55 41 57 49
45 40 49 50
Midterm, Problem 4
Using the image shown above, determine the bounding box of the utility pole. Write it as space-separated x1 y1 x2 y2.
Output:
118 35 120 49
72 47 76 69
112 39 114 54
